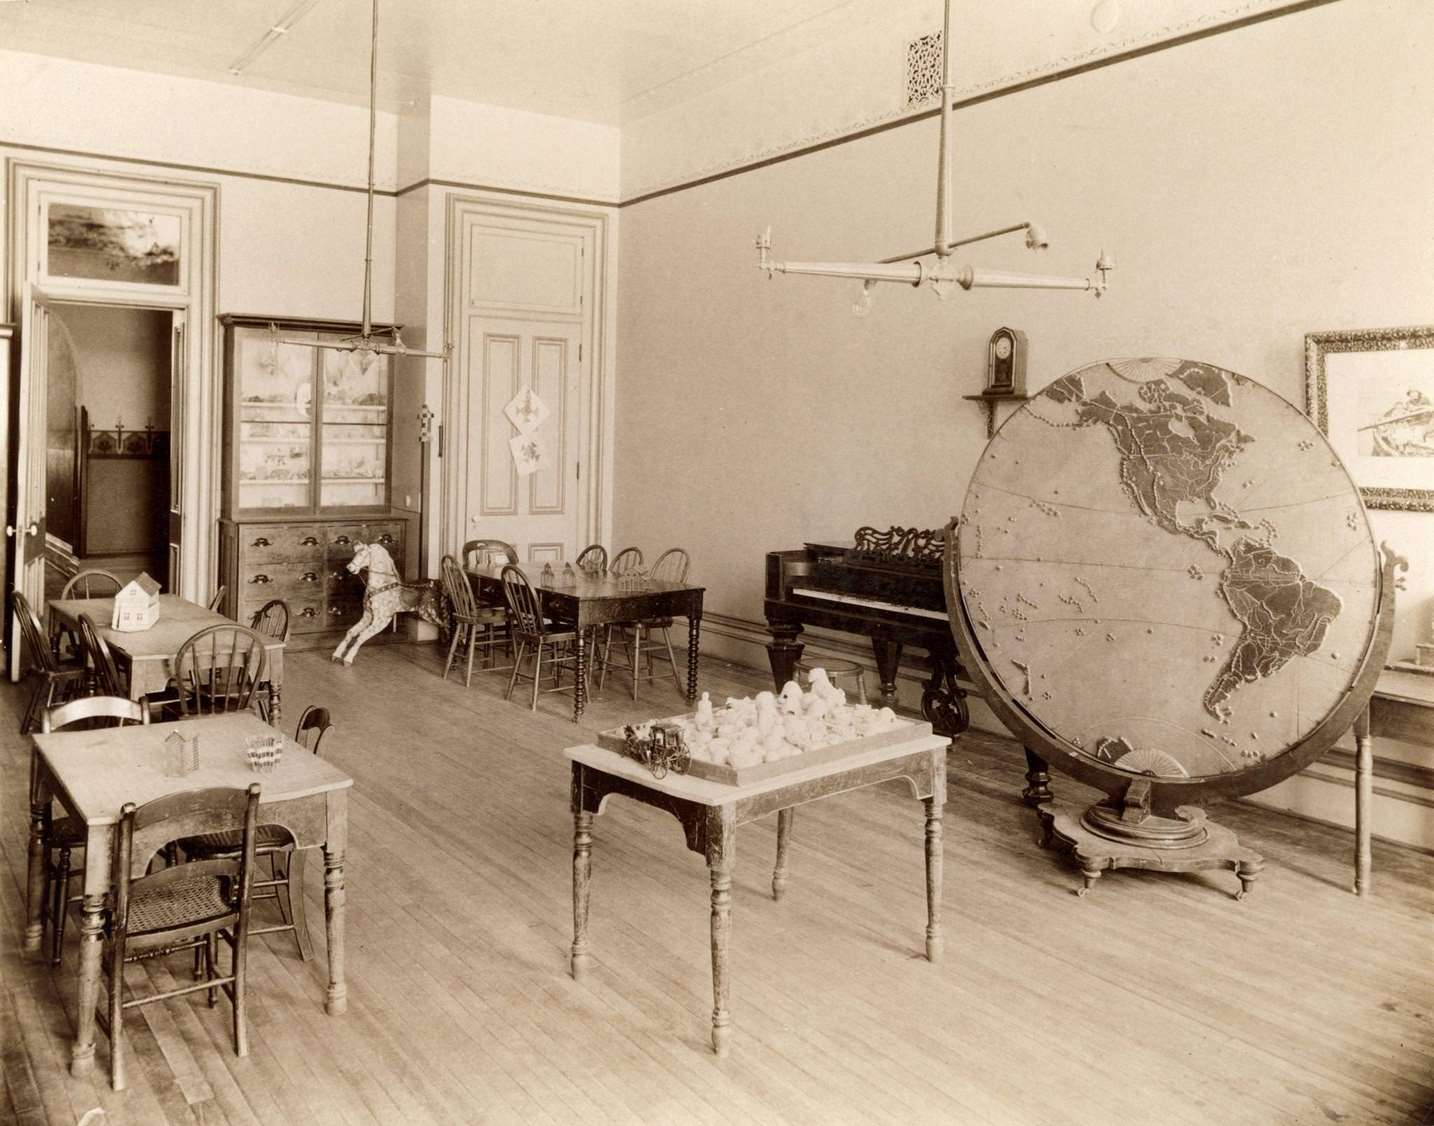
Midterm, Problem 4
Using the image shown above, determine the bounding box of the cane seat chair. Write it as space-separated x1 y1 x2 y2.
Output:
501 563 585 711
440 555 511 686
575 543 608 575
13 590 89 734
39 696 150 966
78 612 127 698
100 783 261 1089
173 624 269 718
60 569 124 599
600 548 691 699
178 706 332 962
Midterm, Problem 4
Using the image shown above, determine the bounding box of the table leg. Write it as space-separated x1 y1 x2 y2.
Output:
323 846 347 1014
571 809 594 980
25 790 49 953
924 794 944 962
686 613 701 705
70 892 106 1075
269 682 282 728
772 808 794 901
572 630 588 723
1354 705 1372 897
709 854 734 1057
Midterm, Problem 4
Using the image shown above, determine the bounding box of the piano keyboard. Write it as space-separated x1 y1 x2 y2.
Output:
791 587 949 622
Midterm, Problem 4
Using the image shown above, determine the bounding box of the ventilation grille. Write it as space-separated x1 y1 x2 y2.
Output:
905 30 942 107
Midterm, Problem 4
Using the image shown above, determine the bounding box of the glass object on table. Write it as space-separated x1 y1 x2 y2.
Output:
234 329 314 510
320 347 388 508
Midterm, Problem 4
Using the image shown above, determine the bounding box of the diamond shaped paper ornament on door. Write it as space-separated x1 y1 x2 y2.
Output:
504 384 549 434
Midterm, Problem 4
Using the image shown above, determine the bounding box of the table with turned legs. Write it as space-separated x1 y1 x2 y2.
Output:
565 731 948 1056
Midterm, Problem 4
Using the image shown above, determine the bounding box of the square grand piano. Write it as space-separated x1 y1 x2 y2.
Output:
764 525 969 737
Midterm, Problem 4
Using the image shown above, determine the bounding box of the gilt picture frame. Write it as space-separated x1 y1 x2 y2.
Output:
1305 325 1434 512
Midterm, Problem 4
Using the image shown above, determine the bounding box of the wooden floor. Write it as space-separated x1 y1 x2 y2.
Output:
3 641 1432 1125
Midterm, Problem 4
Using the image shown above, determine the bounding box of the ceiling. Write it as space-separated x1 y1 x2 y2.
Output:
0 0 906 125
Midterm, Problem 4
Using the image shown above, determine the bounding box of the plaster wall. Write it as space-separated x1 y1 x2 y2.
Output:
613 1 1434 839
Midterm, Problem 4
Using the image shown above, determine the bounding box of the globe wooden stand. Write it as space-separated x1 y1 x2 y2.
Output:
1035 781 1263 899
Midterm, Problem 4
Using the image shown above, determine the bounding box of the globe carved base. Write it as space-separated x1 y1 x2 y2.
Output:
1037 802 1263 900
1081 802 1209 849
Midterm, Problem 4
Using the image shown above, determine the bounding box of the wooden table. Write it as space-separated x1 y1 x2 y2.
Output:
48 594 286 723
565 730 948 1055
1352 666 1434 896
467 565 704 722
26 713 352 1076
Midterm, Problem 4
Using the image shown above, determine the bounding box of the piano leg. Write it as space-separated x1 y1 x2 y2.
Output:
920 643 969 737
871 637 904 709
1022 747 1053 807
766 623 805 691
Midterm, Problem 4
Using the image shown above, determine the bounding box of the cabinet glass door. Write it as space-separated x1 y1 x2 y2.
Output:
235 328 314 510
320 345 388 508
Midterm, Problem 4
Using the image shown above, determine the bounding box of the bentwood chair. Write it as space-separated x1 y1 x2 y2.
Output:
13 590 89 734
39 696 149 967
601 547 691 699
173 624 269 718
101 783 260 1089
78 612 127 697
179 706 332 962
440 555 510 686
575 543 608 575
501 563 584 711
60 570 123 599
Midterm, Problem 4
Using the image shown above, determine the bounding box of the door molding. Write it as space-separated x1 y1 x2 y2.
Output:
442 194 612 561
5 160 219 604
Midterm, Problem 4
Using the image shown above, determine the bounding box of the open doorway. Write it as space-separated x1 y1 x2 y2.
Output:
43 302 171 599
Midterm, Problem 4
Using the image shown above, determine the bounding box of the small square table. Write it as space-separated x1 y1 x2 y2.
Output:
48 594 286 722
565 729 948 1055
26 713 352 1076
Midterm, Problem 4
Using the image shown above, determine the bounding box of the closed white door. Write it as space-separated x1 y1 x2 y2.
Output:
448 204 598 566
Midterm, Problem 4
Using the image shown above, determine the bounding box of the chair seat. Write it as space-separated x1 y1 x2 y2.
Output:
48 815 87 848
180 824 292 855
454 606 508 626
125 875 233 937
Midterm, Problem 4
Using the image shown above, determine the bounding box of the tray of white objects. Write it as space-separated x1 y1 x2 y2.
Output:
597 668 933 786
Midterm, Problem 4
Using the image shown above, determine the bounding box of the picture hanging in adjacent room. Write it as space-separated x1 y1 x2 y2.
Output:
1305 324 1434 511
45 203 182 286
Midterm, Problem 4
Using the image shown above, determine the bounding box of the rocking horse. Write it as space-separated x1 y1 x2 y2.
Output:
332 541 445 665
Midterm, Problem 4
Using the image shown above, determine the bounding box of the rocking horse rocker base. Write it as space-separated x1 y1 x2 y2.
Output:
332 541 445 665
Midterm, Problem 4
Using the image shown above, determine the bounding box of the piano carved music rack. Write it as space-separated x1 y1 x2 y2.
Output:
764 525 969 736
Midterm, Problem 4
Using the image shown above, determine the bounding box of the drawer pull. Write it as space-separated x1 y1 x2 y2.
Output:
378 533 395 545
300 535 320 546
300 607 317 618
249 574 272 585
328 605 345 616
302 571 319 583
332 570 347 581
250 537 271 548
334 535 352 545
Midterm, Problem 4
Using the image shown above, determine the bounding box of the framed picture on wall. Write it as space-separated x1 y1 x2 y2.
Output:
1305 324 1434 512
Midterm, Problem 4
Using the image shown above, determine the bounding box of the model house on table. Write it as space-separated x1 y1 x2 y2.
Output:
110 573 161 632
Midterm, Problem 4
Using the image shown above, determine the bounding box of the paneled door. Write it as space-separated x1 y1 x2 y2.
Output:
447 201 606 567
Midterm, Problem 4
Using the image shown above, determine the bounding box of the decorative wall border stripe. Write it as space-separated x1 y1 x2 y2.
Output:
619 0 1342 208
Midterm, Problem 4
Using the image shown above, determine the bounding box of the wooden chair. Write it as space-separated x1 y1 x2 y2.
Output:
441 555 511 686
173 624 269 718
178 706 332 962
38 696 149 966
501 563 585 711
77 612 126 697
601 547 690 699
60 569 123 599
100 783 260 1089
248 599 290 721
575 543 607 575
461 538 518 572
609 546 644 576
207 586 227 613
12 590 89 734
